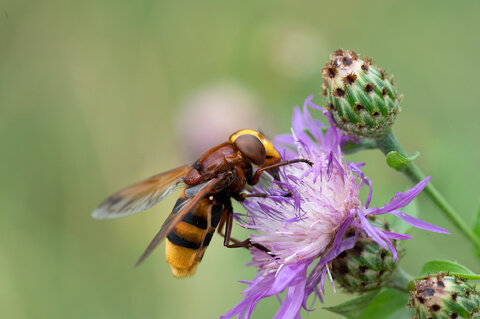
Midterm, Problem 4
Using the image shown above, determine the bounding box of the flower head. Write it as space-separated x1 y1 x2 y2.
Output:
222 95 448 319
331 220 399 293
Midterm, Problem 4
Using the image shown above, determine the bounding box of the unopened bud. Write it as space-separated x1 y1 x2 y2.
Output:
322 49 400 138
409 274 480 319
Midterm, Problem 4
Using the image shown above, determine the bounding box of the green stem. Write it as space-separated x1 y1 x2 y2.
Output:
387 267 413 293
376 130 480 249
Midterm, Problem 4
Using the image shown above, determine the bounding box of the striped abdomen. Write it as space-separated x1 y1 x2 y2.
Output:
165 190 224 277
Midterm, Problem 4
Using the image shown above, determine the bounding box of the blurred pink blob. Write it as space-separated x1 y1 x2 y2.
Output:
175 82 270 159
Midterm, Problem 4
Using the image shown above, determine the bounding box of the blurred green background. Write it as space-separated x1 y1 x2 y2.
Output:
1 0 479 318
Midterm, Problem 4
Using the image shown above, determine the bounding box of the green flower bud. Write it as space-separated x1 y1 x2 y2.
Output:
409 274 480 319
331 223 399 293
322 49 400 138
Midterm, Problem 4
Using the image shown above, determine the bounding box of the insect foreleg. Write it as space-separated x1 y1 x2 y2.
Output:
250 158 313 185
233 192 292 202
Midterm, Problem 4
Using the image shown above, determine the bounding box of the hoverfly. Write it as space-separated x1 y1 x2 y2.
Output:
92 129 311 277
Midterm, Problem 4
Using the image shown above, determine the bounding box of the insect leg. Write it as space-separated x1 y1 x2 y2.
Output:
234 193 267 201
250 158 313 185
217 213 240 245
233 192 292 202
220 208 271 254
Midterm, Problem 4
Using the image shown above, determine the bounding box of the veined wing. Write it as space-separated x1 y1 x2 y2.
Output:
135 178 220 267
92 165 190 220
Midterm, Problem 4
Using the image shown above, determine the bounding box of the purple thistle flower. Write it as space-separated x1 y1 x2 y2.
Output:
221 95 449 319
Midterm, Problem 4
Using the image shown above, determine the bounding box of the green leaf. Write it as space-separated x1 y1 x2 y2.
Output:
323 290 380 318
324 288 412 319
418 260 480 281
357 288 411 319
385 151 419 171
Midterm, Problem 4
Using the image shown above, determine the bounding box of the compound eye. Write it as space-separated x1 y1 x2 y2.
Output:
234 134 266 166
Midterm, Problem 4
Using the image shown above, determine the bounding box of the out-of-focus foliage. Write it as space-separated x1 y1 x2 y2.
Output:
1 0 479 318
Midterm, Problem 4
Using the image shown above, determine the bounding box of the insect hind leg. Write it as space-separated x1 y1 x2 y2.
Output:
217 209 273 256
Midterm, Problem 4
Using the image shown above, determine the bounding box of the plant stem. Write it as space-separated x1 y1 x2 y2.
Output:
387 267 413 293
376 130 480 250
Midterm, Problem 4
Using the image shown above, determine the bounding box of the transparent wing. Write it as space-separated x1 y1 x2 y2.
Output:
92 166 190 220
135 178 220 267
